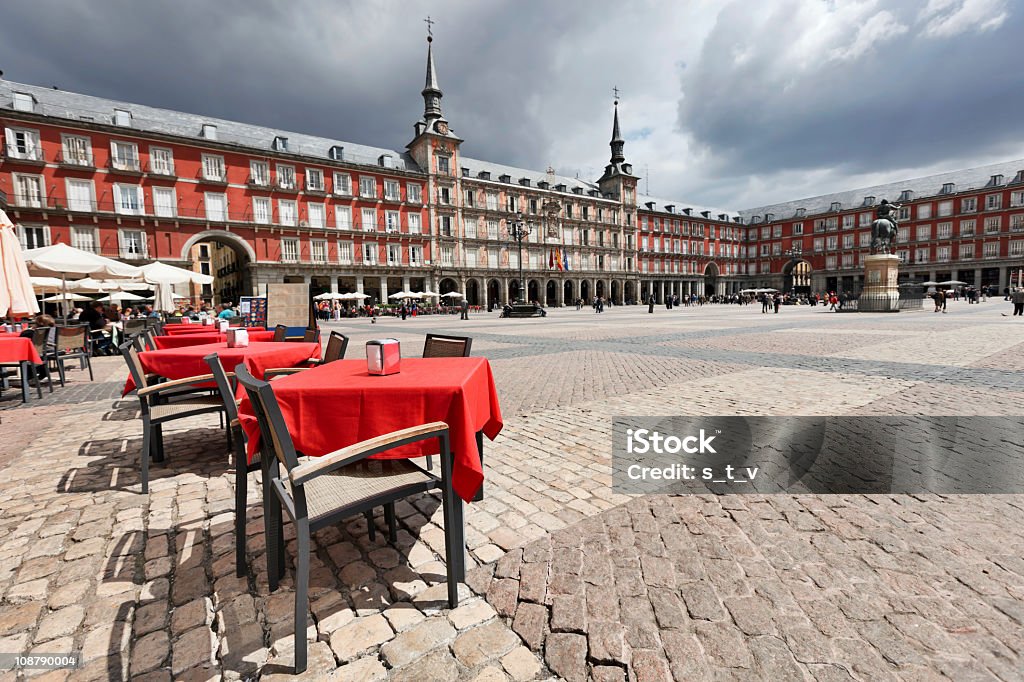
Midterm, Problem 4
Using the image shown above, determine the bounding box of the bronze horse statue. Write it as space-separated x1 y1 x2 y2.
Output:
871 200 902 254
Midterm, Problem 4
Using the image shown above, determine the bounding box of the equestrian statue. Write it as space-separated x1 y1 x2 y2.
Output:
871 199 902 254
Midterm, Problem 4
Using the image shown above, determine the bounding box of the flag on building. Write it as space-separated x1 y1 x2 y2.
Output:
554 248 562 271
563 252 569 271
549 250 554 268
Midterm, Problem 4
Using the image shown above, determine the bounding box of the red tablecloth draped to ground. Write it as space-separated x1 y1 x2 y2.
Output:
163 325 266 336
153 331 276 349
122 341 321 395
0 337 42 364
237 357 503 502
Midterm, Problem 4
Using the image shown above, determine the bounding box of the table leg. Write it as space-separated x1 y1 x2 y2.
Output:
472 431 485 502
452 494 466 582
19 361 30 403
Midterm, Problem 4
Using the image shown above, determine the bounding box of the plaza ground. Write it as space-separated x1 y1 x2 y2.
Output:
1 298 1023 680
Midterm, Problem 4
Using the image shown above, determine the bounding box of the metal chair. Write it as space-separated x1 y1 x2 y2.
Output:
52 326 94 384
272 324 288 342
236 365 463 674
292 328 318 343
28 328 55 395
423 333 473 358
163 317 184 325
228 317 244 327
119 341 226 493
312 331 348 365
123 319 149 336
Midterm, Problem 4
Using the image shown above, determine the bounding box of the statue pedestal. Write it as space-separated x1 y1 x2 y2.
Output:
858 254 900 312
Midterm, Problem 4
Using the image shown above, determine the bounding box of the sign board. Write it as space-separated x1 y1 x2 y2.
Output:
239 296 267 328
266 283 310 329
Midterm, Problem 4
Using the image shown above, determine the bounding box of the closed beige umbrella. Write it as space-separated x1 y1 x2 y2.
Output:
0 209 40 317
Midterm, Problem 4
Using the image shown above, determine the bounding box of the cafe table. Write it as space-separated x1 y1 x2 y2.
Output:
153 330 276 349
122 341 321 395
0 337 44 402
163 324 267 336
237 357 503 504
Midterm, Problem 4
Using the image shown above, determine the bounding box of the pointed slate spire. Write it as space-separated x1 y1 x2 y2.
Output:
422 35 443 122
610 99 625 164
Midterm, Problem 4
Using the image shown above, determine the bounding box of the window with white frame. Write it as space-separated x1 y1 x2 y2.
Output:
897 227 909 242
152 186 176 218
859 212 872 227
984 241 999 258
119 229 146 258
439 215 452 236
278 199 297 226
985 216 1001 233
826 217 838 230
359 176 376 198
409 245 422 265
5 127 41 161
441 246 454 266
1011 191 1024 208
61 134 92 166
281 238 299 262
842 254 853 268
307 203 326 228
18 224 49 249
276 164 296 189
361 208 377 231
937 222 952 239
486 192 498 210
961 219 976 236
1010 240 1024 257
387 244 401 265
12 92 35 112
986 193 1002 210
202 154 226 181
917 203 932 219
962 197 977 212
896 250 909 263
113 184 143 215
937 246 950 261
310 239 327 263
110 141 139 170
485 220 498 239
385 210 400 233
793 222 804 235
843 234 854 248
436 155 450 175
253 197 271 225
305 168 324 192
333 172 351 195
408 213 421 234
338 241 353 264
148 147 174 175
1012 214 1024 232
825 255 837 269
916 225 931 241
842 214 854 229
66 179 94 212
440 186 452 205
384 180 400 201
362 242 377 264
114 109 132 127
915 248 929 263
859 231 871 247
407 184 422 204
959 243 974 259
813 237 824 251
205 192 227 221
250 160 269 186
936 200 953 217
335 206 352 230
826 236 837 250
71 226 97 253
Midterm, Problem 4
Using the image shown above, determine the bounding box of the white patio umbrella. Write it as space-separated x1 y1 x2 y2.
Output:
70 277 148 293
938 280 967 286
339 292 369 300
440 291 463 299
921 281 940 286
98 291 147 303
22 242 140 320
0 209 40 317
138 261 214 286
42 293 93 302
419 290 440 298
313 292 347 301
389 290 422 299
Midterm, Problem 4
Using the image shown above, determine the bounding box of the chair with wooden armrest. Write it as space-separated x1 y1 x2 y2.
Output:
236 365 463 674
120 341 226 493
272 324 288 342
423 333 472 358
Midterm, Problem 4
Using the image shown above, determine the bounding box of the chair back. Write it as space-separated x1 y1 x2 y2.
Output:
139 329 157 351
302 328 319 343
124 319 148 335
272 324 288 342
203 353 239 423
423 333 473 358
228 317 244 327
55 326 88 354
163 317 183 325
323 332 349 363
119 341 150 392
235 365 300 472
29 327 50 359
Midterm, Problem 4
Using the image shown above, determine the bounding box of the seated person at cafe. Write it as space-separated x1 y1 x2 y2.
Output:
19 313 57 344
79 301 108 332
217 303 236 320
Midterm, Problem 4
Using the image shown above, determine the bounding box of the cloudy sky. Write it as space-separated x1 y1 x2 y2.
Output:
2 0 1021 210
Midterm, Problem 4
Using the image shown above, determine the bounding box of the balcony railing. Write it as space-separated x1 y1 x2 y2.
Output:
3 144 47 164
57 151 95 168
109 157 142 173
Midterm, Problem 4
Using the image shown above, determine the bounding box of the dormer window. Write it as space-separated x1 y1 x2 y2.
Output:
795 208 806 218
572 187 583 195
12 92 35 112
899 190 914 201
554 183 566 192
273 136 288 151
682 208 692 215
478 171 491 181
329 145 344 161
862 196 875 206
499 174 511 183
379 154 394 168
941 183 956 194
114 109 132 127
645 201 656 210
537 181 549 190
700 211 711 218
201 124 218 140
988 174 1004 187
664 205 675 213
830 202 841 212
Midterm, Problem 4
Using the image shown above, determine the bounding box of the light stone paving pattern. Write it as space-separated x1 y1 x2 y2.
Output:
0 298 1022 680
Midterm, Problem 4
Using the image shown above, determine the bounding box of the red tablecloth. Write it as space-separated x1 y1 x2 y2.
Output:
153 331 276 349
238 357 503 502
0 337 43 365
163 325 266 336
123 341 321 395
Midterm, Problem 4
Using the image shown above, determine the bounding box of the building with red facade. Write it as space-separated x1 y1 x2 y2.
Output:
2 37 1023 306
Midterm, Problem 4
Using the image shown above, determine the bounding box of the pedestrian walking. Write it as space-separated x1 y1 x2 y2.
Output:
773 293 781 314
761 294 770 314
648 295 655 314
460 297 469 320
1012 288 1024 316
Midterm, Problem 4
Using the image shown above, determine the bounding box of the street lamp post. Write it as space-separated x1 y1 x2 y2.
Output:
508 212 531 303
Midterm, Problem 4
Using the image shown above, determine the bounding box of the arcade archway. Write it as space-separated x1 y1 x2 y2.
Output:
563 280 574 305
179 230 255 307
527 279 540 304
466 279 480 306
487 279 501 310
545 280 558 307
580 280 591 302
783 260 812 294
703 262 719 297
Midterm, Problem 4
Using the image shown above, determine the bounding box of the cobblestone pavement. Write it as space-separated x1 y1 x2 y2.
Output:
0 299 1023 680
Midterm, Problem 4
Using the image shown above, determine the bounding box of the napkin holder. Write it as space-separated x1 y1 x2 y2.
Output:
366 339 401 375
226 328 249 348
216 319 229 332
202 317 215 326
181 317 192 324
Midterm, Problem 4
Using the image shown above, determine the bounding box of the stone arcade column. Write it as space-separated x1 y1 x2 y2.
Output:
379 277 389 304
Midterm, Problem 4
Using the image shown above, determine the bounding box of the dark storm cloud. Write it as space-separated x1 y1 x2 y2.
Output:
678 0 1024 178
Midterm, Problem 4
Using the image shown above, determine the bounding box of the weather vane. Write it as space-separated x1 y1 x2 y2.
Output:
613 85 621 103
424 15 435 39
